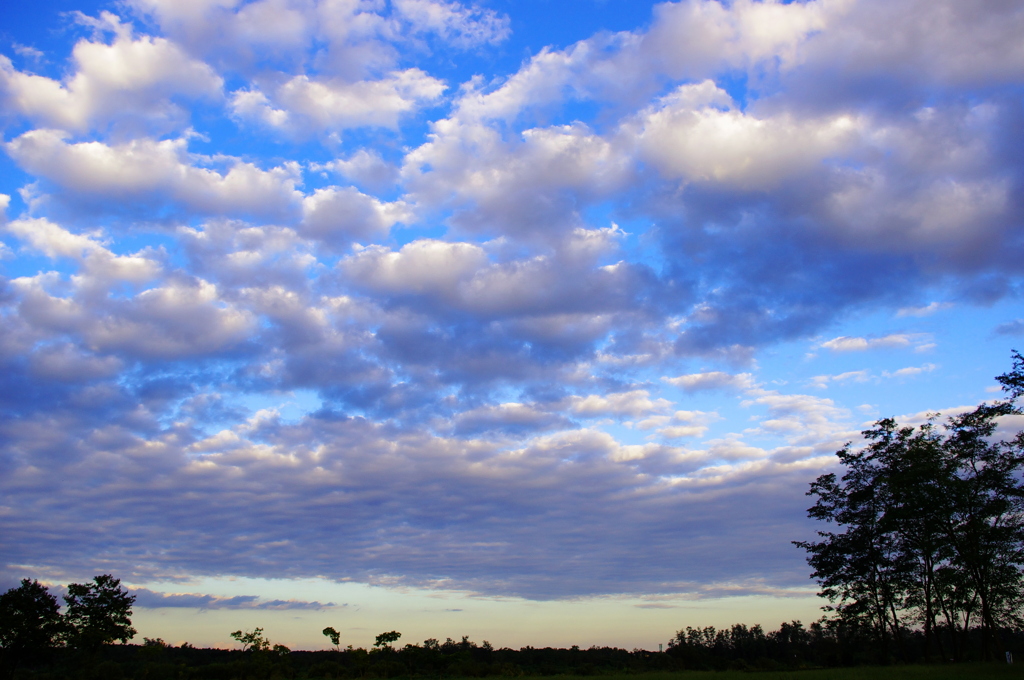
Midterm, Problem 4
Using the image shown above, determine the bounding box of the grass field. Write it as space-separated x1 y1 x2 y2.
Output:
510 667 1024 680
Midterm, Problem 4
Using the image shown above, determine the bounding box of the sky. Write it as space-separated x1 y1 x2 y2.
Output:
1 0 1023 652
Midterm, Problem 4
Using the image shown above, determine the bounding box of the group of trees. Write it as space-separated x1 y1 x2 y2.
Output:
130 633 679 679
0 574 135 677
796 351 1024 663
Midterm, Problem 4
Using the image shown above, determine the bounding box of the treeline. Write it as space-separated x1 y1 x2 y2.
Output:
795 351 1024 663
666 620 1024 670
8 621 1024 680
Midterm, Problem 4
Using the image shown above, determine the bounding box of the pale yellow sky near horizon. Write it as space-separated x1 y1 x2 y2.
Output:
127 577 824 651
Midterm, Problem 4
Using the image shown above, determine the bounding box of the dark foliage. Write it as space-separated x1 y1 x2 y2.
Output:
0 579 62 679
63 575 137 652
796 351 1024 663
8 625 1024 679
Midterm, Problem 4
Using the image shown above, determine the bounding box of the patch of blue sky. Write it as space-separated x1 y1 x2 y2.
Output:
714 70 750 109
491 0 656 56
0 249 58 281
754 299 1024 422
237 388 324 425
0 0 108 67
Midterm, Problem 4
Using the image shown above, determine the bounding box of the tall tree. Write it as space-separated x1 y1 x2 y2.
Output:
794 422 915 661
940 400 1024 658
63 574 136 651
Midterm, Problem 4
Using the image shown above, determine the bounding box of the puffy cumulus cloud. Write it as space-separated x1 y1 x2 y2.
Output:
344 239 488 298
0 402 837 598
230 69 445 135
125 0 507 79
343 227 647 321
790 0 1024 99
663 371 756 393
642 0 833 79
0 13 222 136
6 217 163 288
177 220 316 288
12 274 255 361
812 103 1020 262
452 402 572 436
630 81 861 189
301 186 413 247
394 0 510 48
404 118 633 239
652 108 1023 354
6 131 302 221
126 0 343 73
313 150 399 191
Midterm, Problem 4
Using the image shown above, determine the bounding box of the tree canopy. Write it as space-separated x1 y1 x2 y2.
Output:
796 351 1024 662
62 574 137 651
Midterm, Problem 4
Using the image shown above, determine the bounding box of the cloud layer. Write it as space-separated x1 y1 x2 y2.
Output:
1 0 1022 604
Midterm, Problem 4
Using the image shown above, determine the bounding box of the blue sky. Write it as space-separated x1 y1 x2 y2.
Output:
1 0 1023 651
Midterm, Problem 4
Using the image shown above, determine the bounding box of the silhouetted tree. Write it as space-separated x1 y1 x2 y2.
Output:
63 574 136 651
0 579 62 678
231 627 271 652
375 630 401 650
323 626 342 651
796 352 1024 662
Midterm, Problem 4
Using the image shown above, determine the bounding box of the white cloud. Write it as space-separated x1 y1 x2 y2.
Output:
230 70 446 134
341 231 641 322
643 0 833 78
883 363 936 378
6 217 162 285
0 15 221 135
569 390 670 418
809 369 870 389
6 131 302 221
404 119 632 238
630 81 860 189
662 371 756 392
343 239 488 297
820 333 921 352
301 187 413 246
394 0 510 48
315 150 399 191
896 301 951 317
797 0 1024 87
452 402 569 435
12 273 255 360
743 388 853 446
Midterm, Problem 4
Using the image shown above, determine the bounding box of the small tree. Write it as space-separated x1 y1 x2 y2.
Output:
231 627 271 652
375 630 401 650
63 574 136 651
323 626 342 651
0 579 62 678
